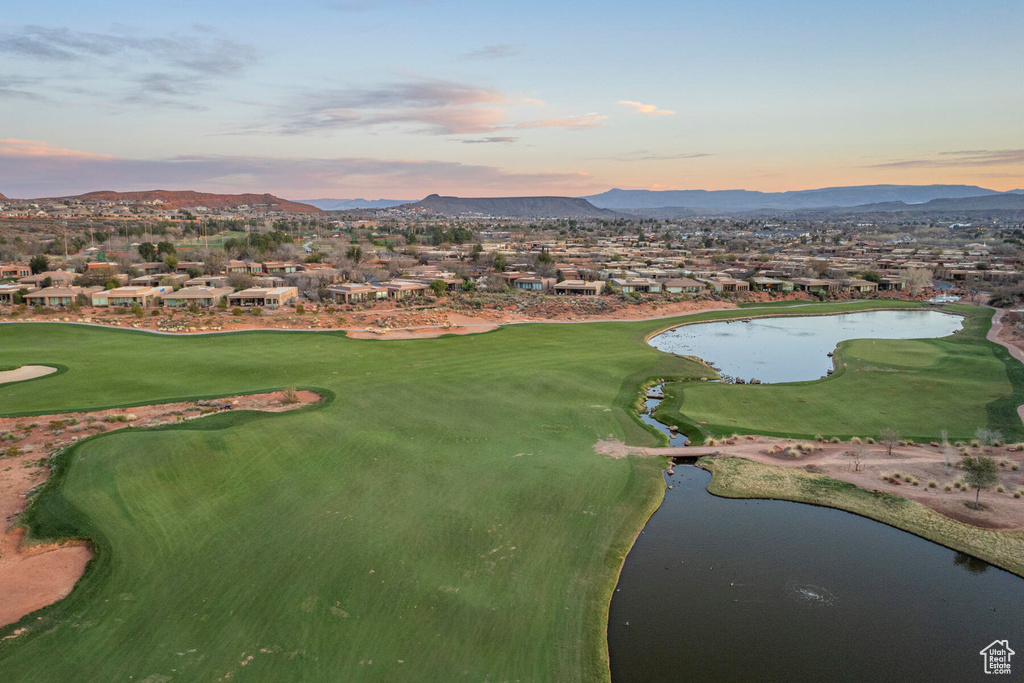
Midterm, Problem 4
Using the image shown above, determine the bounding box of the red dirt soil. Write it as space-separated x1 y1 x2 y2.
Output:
0 389 321 630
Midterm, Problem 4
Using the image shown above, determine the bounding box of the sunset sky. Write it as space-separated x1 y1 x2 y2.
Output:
2 0 1022 198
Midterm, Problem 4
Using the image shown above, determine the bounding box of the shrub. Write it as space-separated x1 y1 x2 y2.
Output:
945 484 953 491
880 472 889 480
850 436 862 444
1014 491 1022 499
996 485 1005 493
813 434 824 442
232 308 243 317
282 388 300 405
296 304 306 315
892 471 902 479
1013 464 1020 471
970 439 980 448
49 420 65 430
250 307 263 316
928 480 937 488
865 437 876 444
830 437 841 444
999 459 1010 467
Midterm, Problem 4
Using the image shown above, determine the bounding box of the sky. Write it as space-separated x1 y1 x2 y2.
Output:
1 0 1022 199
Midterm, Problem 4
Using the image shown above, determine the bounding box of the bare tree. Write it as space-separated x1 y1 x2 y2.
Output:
845 442 866 472
879 428 901 457
941 430 954 475
901 268 933 296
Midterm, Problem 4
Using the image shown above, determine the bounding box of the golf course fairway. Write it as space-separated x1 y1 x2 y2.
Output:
1 301 1020 681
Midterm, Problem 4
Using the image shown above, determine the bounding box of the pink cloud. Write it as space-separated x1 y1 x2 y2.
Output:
0 138 114 160
616 100 675 117
514 114 608 130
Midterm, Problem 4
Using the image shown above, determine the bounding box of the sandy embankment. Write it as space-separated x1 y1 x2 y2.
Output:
0 366 57 386
0 389 321 631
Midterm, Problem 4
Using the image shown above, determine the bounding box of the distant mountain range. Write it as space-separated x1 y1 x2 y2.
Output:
295 198 412 210
399 194 619 218
29 190 322 214
582 184 1010 211
841 193 1024 213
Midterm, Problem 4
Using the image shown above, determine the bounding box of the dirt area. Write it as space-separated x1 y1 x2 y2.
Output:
0 389 321 630
0 366 57 386
0 290 933 340
646 437 1024 530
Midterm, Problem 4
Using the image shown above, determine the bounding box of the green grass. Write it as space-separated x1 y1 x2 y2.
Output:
701 456 1024 577
661 306 1024 443
0 319 706 682
0 300 1018 681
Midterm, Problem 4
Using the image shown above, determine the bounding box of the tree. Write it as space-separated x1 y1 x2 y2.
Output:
346 245 363 263
879 428 901 456
156 241 176 257
492 252 507 273
901 268 933 296
164 254 178 271
845 442 866 472
430 279 446 296
961 453 999 507
29 254 49 274
138 242 158 261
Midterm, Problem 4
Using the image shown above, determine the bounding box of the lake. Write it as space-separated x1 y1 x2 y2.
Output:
608 466 1024 682
648 310 963 383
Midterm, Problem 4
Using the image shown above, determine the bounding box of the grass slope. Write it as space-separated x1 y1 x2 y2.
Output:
701 456 1024 577
0 320 703 682
660 305 1024 443
0 301 1017 681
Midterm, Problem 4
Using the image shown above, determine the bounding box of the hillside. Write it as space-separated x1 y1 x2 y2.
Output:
844 193 1024 212
583 184 1001 211
402 194 619 218
47 190 323 214
296 198 411 210
0 192 7 201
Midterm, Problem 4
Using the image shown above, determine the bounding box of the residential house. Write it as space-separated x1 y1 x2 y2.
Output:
663 278 706 295
226 259 264 275
554 280 602 296
19 270 76 287
227 286 299 308
161 287 234 308
611 278 663 294
385 280 429 300
791 278 839 294
513 276 556 292
326 283 389 304
25 286 101 307
0 264 32 280
184 275 230 288
261 261 301 275
92 286 172 307
0 283 36 303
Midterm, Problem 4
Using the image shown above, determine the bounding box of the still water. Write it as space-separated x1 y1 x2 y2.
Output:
648 310 963 383
608 466 1024 682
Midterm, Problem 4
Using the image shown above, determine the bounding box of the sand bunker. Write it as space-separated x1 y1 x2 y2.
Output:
0 366 57 386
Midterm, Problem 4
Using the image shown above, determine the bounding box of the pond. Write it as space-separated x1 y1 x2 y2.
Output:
648 310 963 383
608 466 1024 682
